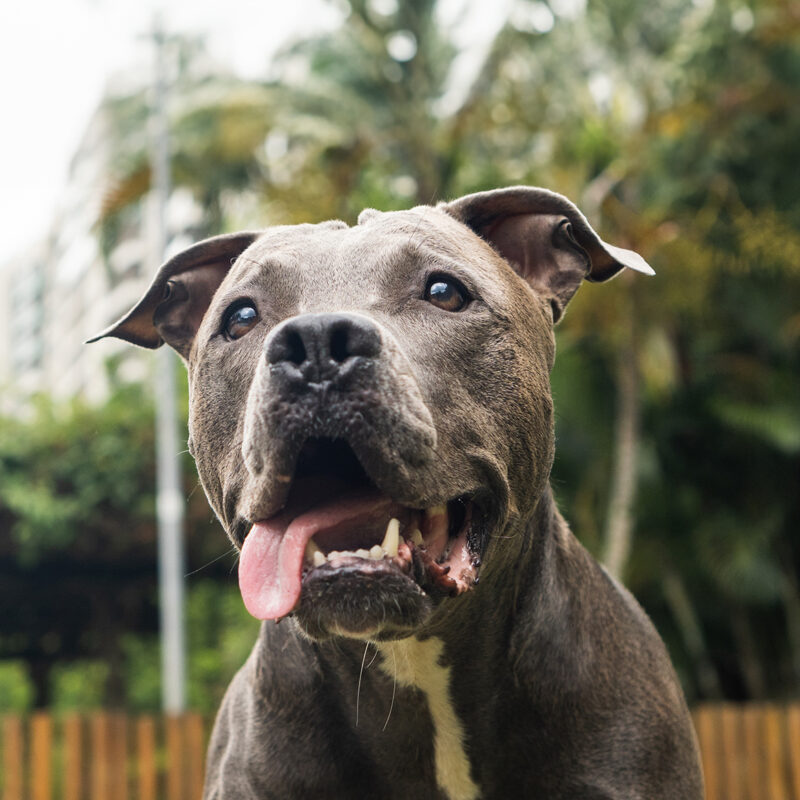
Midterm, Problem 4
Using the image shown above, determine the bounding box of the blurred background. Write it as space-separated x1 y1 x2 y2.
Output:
0 0 799 794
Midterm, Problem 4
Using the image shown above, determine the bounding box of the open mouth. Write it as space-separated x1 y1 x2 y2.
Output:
238 439 480 622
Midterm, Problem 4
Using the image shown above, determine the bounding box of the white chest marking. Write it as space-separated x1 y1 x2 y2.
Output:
377 637 480 800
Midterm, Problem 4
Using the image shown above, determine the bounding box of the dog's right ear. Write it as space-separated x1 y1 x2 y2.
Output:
87 231 260 358
440 186 653 322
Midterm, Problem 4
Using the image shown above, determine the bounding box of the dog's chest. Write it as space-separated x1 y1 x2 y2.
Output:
376 638 480 800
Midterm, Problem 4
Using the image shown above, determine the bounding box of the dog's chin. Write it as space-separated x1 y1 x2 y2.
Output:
293 565 433 641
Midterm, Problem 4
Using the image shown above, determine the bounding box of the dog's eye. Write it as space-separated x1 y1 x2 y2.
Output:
223 303 259 340
424 275 469 312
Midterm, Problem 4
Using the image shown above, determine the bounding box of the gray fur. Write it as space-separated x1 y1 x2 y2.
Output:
93 186 703 799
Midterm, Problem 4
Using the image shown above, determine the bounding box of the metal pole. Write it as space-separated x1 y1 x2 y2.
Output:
151 16 187 714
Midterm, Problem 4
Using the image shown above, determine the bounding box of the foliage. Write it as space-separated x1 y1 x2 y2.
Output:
3 0 799 709
0 662 33 712
99 37 273 245
50 662 109 710
0 382 256 710
0 384 156 564
121 582 257 714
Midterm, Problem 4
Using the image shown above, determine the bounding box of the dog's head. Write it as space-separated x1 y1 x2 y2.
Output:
91 187 651 640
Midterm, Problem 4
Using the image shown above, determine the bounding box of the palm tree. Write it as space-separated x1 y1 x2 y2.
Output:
98 34 273 254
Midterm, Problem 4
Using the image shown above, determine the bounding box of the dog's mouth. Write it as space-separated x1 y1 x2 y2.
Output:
238 439 480 623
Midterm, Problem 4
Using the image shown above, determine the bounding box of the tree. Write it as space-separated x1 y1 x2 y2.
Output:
98 34 274 252
0 382 256 708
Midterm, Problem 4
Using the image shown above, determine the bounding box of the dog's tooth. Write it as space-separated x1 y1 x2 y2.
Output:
382 518 400 557
327 550 341 561
313 551 327 568
369 544 384 559
355 548 370 559
305 539 323 561
410 528 423 546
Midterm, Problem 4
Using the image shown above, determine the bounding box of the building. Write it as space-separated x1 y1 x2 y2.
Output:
0 99 203 412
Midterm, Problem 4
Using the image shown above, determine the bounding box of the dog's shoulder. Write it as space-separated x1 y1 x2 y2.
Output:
504 519 703 797
204 624 388 799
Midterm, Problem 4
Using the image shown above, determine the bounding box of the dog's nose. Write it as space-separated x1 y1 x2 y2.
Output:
265 313 382 383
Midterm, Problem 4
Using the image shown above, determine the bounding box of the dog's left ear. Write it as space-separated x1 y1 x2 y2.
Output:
440 186 654 322
87 231 260 357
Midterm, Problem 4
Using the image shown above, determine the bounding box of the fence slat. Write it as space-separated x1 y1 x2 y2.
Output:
166 715 184 800
2 716 23 800
763 706 788 800
720 704 744 800
694 706 721 800
743 706 765 800
90 713 110 800
788 705 800 800
30 712 52 800
136 716 157 800
109 714 128 800
62 715 83 800
185 714 206 800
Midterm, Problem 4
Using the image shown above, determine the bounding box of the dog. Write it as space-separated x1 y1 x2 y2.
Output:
92 186 704 799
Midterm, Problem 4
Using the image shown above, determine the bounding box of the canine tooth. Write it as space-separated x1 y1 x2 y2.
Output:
382 518 400 557
355 548 370 559
313 551 326 568
410 528 423 546
369 544 384 559
426 504 447 518
305 539 323 561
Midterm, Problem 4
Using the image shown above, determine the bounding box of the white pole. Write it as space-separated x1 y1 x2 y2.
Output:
151 16 187 714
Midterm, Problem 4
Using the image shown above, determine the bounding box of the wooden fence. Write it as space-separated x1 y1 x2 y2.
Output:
694 704 800 800
1 712 206 800
1 705 799 799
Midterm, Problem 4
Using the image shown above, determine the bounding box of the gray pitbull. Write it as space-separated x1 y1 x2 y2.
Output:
92 186 703 799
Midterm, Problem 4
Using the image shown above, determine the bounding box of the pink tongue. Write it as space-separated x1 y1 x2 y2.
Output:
238 492 391 620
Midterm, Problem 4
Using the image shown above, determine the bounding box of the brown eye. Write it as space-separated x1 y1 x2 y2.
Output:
224 303 259 340
424 275 469 312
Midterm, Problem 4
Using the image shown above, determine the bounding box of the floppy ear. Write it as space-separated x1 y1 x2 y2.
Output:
440 186 654 322
87 231 260 357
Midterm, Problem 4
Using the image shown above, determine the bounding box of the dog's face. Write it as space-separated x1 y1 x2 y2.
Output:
189 210 555 640
93 187 651 641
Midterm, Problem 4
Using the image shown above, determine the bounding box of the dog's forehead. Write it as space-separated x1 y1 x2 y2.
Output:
226 207 495 287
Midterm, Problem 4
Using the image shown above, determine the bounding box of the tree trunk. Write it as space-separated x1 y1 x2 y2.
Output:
780 564 800 686
662 569 723 699
602 297 640 581
30 659 51 709
730 606 766 699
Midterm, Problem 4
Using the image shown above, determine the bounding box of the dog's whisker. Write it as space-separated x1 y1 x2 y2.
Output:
382 645 397 732
185 546 238 577
406 204 432 248
356 641 371 727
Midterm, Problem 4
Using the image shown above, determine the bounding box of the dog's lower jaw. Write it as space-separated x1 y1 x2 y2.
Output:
292 567 434 641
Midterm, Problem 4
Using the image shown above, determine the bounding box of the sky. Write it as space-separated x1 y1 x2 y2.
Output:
0 0 507 267
0 0 341 265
